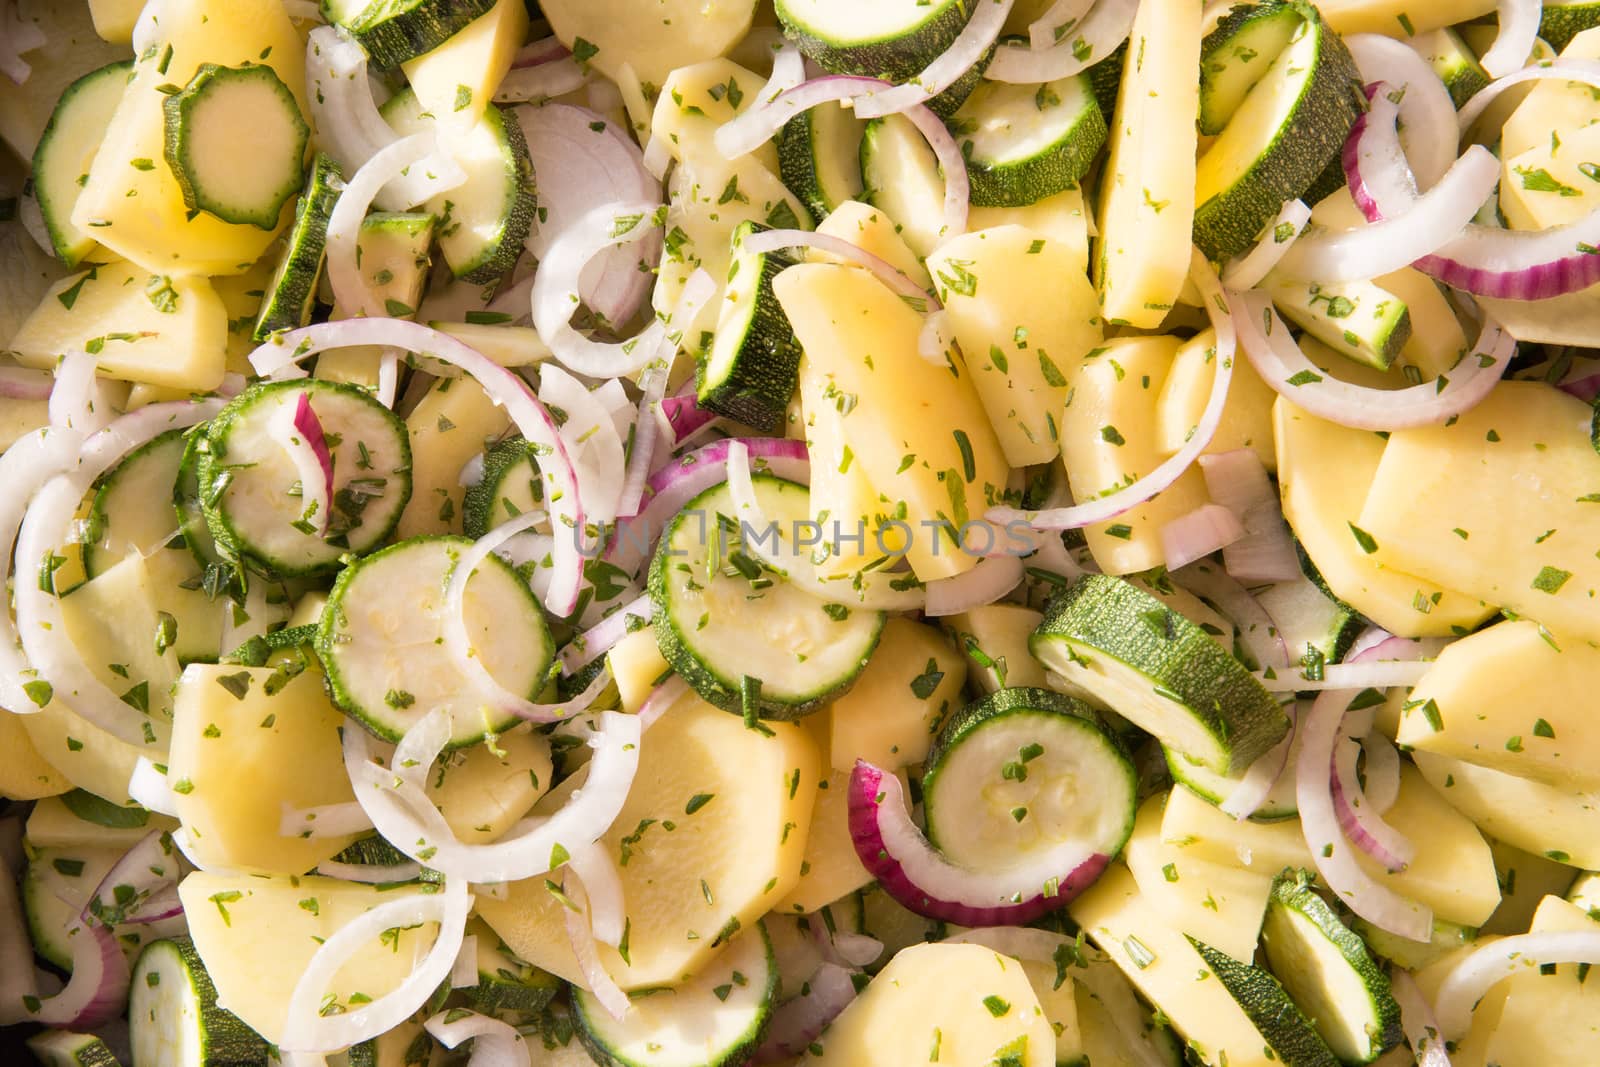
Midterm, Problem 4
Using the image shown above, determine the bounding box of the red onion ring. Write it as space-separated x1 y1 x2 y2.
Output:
0 366 53 401
989 251 1235 531
268 392 334 538
1297 688 1431 940
558 594 653 675
740 228 936 307
16 921 127 1028
847 760 1109 925
1344 35 1458 190
1173 559 1292 672
1331 736 1414 872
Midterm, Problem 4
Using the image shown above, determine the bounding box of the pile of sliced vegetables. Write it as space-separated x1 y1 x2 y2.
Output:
2 0 1600 1064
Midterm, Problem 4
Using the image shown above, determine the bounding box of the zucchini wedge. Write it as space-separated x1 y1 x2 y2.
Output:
1029 574 1288 776
1193 4 1365 261
697 221 804 433
253 152 343 342
30 60 131 268
1261 870 1404 1064
129 937 271 1067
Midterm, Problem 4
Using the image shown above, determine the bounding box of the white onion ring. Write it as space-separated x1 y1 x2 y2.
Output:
986 0 1137 82
851 0 1013 119
450 935 479 989
127 759 179 818
562 872 631 1020
280 878 470 1053
752 962 857 1062
617 361 671 520
1220 199 1311 290
1159 503 1246 572
740 228 936 307
496 57 588 102
1297 688 1431 940
1173 559 1291 672
343 709 641 885
425 1009 530 1066
1220 705 1298 821
540 364 627 524
1390 968 1453 1067
1478 0 1542 78
326 134 451 318
1434 930 1600 1039
1231 289 1515 431
531 203 701 378
1198 449 1300 583
1345 35 1459 190
990 251 1233 531
922 554 1025 617
565 841 626 948
47 352 105 435
250 319 586 615
11 401 223 746
1028 0 1096 51
1258 660 1432 692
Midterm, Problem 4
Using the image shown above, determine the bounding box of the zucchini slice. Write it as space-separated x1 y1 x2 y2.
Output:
82 428 188 578
1260 870 1403 1064
1198 0 1305 136
1412 27 1491 109
465 918 562 1021
22 847 122 972
1193 6 1364 261
1030 574 1288 776
162 63 310 231
1255 575 1363 669
1165 740 1298 821
948 72 1106 208
383 89 536 284
697 221 804 433
922 687 1136 872
1541 0 1600 51
253 153 343 342
198 380 413 576
775 0 987 115
318 535 556 747
573 923 777 1067
462 435 543 539
648 475 885 721
1267 275 1412 371
129 936 271 1067
25 1032 122 1067
858 114 947 258
777 103 866 221
30 60 131 268
321 0 498 69
1189 936 1342 1067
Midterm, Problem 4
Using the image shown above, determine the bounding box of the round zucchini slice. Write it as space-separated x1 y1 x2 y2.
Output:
317 535 555 748
922 687 1136 871
198 379 412 578
648 475 885 721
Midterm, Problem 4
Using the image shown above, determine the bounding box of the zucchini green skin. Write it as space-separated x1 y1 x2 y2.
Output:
161 63 310 231
1085 39 1128 117
1415 27 1490 110
322 0 499 69
777 105 866 222
950 73 1106 208
254 153 344 342
774 0 987 116
1540 0 1600 51
1298 153 1347 209
1029 574 1289 776
198 379 413 578
1198 0 1304 136
572 922 777 1067
129 936 271 1067
449 103 538 285
462 435 542 539
30 60 133 268
1261 869 1404 1064
647 475 885 721
696 221 804 434
1164 745 1297 821
26 1031 123 1067
1192 9 1366 262
174 429 227 571
922 686 1137 860
469 937 563 1020
1189 936 1342 1067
